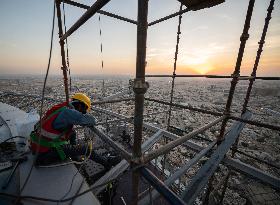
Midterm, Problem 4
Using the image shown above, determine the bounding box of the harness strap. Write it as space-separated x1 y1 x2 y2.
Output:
30 132 68 160
35 106 67 131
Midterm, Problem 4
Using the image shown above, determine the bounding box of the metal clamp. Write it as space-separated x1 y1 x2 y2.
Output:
133 79 149 94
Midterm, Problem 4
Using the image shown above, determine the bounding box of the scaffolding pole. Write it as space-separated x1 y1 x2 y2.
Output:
145 98 280 131
217 0 255 143
142 116 225 163
62 0 137 25
219 0 276 203
145 74 280 80
60 0 111 41
55 0 70 104
132 0 149 204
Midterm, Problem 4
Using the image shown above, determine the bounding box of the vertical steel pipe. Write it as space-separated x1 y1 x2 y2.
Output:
132 0 149 204
167 3 183 130
164 2 183 181
241 0 275 115
219 1 276 203
55 0 70 104
207 0 255 203
217 0 255 143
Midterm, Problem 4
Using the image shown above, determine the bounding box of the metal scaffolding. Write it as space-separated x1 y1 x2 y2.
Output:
17 0 280 204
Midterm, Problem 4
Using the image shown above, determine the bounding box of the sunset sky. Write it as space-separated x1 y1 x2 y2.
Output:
0 0 279 76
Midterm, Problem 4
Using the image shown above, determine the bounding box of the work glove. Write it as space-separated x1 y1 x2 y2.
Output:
84 114 97 127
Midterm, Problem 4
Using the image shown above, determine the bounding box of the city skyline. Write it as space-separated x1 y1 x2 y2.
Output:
0 0 279 76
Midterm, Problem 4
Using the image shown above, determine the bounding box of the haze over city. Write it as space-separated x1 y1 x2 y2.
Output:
0 0 279 76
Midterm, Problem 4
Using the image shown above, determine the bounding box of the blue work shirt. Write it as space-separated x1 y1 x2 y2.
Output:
53 107 96 130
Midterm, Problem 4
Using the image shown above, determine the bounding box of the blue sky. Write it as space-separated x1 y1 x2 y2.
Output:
0 0 279 76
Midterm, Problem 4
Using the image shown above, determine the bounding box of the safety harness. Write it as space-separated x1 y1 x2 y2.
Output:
30 106 69 160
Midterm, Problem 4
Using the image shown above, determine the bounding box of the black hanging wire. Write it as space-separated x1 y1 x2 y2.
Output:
98 14 109 131
162 3 184 179
62 1 72 92
98 15 104 69
14 1 56 204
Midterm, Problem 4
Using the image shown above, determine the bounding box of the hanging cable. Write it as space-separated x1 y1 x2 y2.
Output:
15 1 56 204
167 3 183 130
162 3 183 179
57 140 92 205
62 1 72 92
98 15 104 69
98 14 109 132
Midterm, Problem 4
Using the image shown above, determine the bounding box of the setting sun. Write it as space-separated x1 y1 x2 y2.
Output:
190 64 214 75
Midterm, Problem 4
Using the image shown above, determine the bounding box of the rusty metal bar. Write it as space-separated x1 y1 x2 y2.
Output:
88 106 280 190
142 116 225 163
145 98 223 116
92 97 134 105
163 3 184 181
242 0 275 114
62 0 137 25
205 0 255 200
229 0 278 194
228 115 280 131
55 0 70 104
60 0 111 41
145 74 280 80
132 0 149 204
145 98 280 131
167 3 183 130
217 0 255 143
148 8 191 26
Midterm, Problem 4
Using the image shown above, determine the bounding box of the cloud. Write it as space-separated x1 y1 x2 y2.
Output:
215 14 233 21
146 47 174 58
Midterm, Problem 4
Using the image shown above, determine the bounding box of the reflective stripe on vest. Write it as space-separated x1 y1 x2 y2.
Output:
40 128 64 139
31 105 69 160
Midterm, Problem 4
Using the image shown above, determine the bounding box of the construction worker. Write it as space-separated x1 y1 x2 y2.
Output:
30 93 119 168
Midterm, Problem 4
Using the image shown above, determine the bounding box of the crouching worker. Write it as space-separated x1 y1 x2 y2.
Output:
30 93 119 169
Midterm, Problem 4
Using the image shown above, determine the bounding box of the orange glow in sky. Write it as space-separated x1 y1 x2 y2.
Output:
0 0 279 76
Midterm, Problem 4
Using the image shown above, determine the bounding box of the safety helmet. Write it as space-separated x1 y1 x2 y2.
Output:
72 93 91 112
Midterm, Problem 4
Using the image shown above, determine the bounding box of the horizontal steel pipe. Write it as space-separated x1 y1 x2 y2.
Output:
145 74 280 80
92 98 134 105
62 0 137 25
91 126 132 161
142 116 225 163
146 74 236 78
145 98 223 116
148 7 191 26
139 167 186 205
60 0 111 41
229 116 280 131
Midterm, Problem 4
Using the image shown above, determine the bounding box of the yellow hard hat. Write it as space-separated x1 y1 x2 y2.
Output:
72 93 91 111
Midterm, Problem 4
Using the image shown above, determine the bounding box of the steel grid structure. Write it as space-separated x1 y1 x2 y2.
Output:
4 0 278 204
